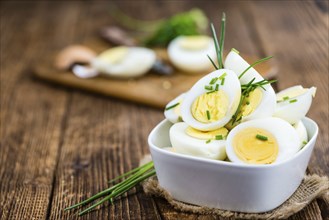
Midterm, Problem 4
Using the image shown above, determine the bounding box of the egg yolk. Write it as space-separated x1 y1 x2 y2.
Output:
98 47 128 64
241 88 263 116
233 128 278 164
186 126 228 140
179 36 210 50
191 90 229 123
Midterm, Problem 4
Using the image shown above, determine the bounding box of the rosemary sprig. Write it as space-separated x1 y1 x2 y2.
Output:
65 161 156 216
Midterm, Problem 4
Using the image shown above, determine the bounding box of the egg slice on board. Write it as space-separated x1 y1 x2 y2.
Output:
181 69 241 131
169 122 228 160
224 49 276 122
274 85 316 124
226 117 300 165
293 120 308 148
91 46 156 78
164 93 186 124
168 35 216 74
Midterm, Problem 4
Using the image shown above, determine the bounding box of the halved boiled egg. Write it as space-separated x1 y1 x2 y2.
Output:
226 117 300 165
293 120 308 148
274 85 316 124
224 49 276 122
168 35 216 73
91 46 156 78
181 69 241 131
164 93 186 123
169 122 227 160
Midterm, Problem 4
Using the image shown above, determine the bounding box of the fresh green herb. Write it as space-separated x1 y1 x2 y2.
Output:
289 99 297 103
210 77 218 85
231 48 240 54
221 78 225 85
65 161 156 216
256 134 268 141
205 85 213 90
302 141 308 145
165 102 180 110
246 101 250 105
206 110 211 120
238 56 273 79
207 55 219 70
283 96 290 100
215 135 223 140
210 12 226 69
207 90 216 94
206 139 211 144
215 84 219 91
218 72 227 80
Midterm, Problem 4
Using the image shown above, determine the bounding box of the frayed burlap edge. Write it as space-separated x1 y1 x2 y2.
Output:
140 156 329 219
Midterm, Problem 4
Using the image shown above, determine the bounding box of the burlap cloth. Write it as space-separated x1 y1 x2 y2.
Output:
140 155 329 219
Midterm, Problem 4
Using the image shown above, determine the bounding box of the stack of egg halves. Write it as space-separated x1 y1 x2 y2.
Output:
164 49 316 165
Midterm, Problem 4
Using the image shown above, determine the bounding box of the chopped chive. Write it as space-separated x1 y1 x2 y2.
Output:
205 85 213 90
283 96 290 100
246 101 250 105
210 77 218 85
165 103 179 111
215 135 223 140
221 78 225 85
206 110 211 120
206 139 211 144
256 134 268 141
231 48 240 54
207 90 216 94
239 56 273 79
215 84 219 91
289 99 297 103
218 72 227 80
302 140 307 145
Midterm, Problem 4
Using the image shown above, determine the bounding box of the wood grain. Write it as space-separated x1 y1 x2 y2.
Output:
1 1 328 220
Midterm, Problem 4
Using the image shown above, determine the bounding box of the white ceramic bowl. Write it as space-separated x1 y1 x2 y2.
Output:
148 117 318 213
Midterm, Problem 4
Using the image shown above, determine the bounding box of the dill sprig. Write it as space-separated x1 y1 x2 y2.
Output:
208 12 226 70
65 161 155 216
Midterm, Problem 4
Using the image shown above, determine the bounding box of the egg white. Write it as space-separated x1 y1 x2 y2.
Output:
167 36 216 73
181 69 241 131
169 122 227 160
293 120 308 148
274 86 316 124
164 93 186 123
226 117 300 165
92 47 156 78
224 49 276 121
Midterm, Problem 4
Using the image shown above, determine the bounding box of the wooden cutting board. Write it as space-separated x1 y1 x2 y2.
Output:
33 44 277 109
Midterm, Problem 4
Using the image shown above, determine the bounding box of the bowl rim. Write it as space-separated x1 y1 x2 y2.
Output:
148 117 318 169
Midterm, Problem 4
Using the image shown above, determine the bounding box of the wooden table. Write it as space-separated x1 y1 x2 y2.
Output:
1 1 328 219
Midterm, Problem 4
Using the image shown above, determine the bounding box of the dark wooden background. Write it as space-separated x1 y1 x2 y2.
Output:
1 1 328 219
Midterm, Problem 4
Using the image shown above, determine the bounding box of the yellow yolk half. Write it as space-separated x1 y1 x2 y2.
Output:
241 88 263 116
186 126 228 140
179 36 210 50
97 47 128 64
191 90 229 123
233 128 278 164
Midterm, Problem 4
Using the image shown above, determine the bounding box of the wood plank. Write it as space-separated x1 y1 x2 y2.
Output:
0 2 79 219
248 1 328 219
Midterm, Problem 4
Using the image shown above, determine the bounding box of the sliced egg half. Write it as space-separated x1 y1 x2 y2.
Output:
181 69 241 131
92 46 156 78
224 49 276 122
293 120 308 148
168 35 216 73
226 117 300 165
169 122 227 160
164 93 186 124
274 85 316 124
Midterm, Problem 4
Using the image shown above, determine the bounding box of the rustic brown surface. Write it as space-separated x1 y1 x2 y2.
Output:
0 1 328 220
